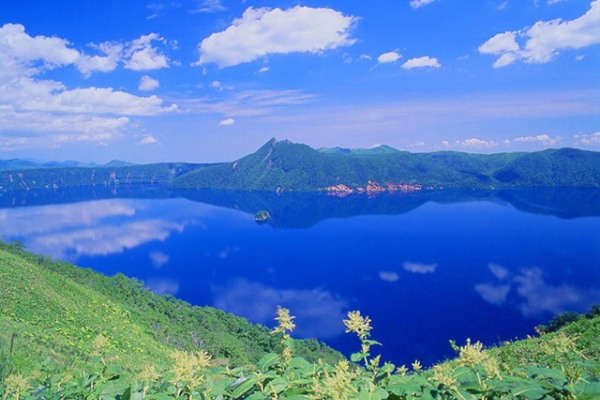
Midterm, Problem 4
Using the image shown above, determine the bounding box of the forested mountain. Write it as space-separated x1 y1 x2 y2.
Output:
2 139 599 192
172 139 600 191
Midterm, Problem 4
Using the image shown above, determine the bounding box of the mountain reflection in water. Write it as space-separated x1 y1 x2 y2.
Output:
0 185 598 366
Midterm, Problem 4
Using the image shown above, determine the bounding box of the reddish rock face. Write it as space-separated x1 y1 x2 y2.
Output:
325 184 354 197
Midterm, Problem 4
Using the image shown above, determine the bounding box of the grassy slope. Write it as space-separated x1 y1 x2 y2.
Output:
0 242 340 375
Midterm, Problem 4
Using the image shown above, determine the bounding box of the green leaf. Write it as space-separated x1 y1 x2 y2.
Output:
257 353 280 371
511 384 548 399
351 352 366 362
575 382 600 399
231 377 258 398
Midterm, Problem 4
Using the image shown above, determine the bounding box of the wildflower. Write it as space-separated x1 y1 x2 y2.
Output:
169 350 212 388
396 365 408 376
343 310 372 340
429 364 456 387
482 357 501 379
312 360 359 400
272 306 296 336
458 339 488 367
138 364 160 383
4 373 30 400
90 334 110 357
411 360 422 372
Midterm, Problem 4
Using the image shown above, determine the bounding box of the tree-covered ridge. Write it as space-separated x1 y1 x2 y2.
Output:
172 139 600 191
0 163 215 191
0 241 341 376
2 140 599 193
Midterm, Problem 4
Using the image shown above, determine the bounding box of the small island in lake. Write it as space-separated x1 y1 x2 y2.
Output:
255 210 271 223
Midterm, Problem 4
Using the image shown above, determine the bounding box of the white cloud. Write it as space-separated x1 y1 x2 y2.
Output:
149 251 169 268
139 75 160 91
480 1 600 67
258 66 270 73
457 138 498 148
184 89 317 118
122 33 170 71
192 0 226 13
515 134 562 145
1 80 176 116
196 6 357 67
575 131 600 145
403 261 438 274
359 54 372 60
218 118 235 126
139 135 158 144
376 50 402 64
0 23 176 147
402 56 441 69
379 271 400 282
410 0 437 9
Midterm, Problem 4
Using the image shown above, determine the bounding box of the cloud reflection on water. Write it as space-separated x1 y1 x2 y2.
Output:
212 279 347 339
0 198 214 260
475 263 600 318
403 261 438 274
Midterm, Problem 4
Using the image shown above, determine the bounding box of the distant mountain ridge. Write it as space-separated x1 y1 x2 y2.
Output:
172 138 600 191
1 139 599 192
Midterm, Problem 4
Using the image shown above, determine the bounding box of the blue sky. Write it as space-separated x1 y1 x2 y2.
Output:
0 0 599 163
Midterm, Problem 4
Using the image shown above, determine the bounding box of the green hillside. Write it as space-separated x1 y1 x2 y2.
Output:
0 162 215 191
1 242 599 398
172 139 600 192
0 241 340 375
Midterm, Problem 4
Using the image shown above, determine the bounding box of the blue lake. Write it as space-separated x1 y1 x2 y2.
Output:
1 187 599 366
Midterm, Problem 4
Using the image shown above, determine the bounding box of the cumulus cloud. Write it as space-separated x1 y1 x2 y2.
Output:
480 1 600 67
377 50 402 64
138 135 158 144
403 261 438 274
139 75 160 91
218 118 235 126
122 33 170 71
401 56 441 69
196 6 357 67
410 0 437 9
515 134 562 145
0 23 176 147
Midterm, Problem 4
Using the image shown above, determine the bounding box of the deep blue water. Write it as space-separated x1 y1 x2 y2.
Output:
1 187 599 366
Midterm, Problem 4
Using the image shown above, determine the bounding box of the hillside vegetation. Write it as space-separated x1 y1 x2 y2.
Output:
0 241 340 374
172 139 600 191
2 140 599 193
1 242 599 399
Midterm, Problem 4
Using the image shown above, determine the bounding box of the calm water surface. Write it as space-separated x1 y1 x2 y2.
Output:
1 187 599 366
